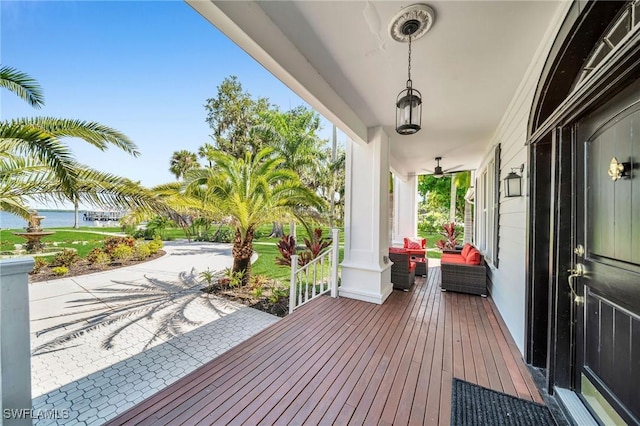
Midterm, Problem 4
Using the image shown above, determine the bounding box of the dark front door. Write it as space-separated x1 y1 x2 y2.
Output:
575 80 640 425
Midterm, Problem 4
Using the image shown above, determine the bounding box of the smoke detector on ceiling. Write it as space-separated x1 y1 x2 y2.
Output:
389 3 436 43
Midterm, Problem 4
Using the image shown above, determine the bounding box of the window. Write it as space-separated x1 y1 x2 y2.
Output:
574 0 640 89
475 144 500 267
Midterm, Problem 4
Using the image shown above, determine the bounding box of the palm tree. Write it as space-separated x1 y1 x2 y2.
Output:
255 107 327 237
197 142 217 168
169 150 199 180
184 148 324 282
0 65 159 220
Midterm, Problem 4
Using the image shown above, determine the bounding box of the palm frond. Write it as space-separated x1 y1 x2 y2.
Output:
0 65 44 108
16 117 140 156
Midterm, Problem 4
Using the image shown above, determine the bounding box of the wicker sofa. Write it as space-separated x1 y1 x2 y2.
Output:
440 243 487 296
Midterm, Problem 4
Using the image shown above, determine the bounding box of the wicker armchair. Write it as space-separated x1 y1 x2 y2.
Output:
389 251 416 291
403 237 428 277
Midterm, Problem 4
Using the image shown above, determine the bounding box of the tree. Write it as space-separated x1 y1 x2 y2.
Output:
454 171 473 243
254 106 328 237
204 76 271 158
197 142 217 168
184 148 325 283
0 65 157 220
257 106 327 187
169 150 199 180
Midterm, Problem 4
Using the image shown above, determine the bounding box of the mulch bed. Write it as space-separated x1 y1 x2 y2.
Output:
201 283 289 318
28 250 166 283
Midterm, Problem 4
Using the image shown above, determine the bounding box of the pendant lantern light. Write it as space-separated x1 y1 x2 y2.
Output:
389 4 435 136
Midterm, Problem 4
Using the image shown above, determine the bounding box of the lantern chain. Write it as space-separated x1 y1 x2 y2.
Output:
407 35 412 87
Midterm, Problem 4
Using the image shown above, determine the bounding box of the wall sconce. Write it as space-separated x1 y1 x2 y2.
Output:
504 164 524 197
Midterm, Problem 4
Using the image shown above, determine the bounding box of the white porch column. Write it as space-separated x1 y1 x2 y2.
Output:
1 258 34 425
340 127 393 304
392 174 418 245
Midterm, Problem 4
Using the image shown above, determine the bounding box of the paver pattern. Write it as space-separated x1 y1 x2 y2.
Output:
28 241 279 425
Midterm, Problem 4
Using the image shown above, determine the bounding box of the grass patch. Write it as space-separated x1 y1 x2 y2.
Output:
1 229 119 258
251 241 345 284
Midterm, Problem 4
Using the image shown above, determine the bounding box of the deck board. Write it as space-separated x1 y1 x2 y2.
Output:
106 267 545 426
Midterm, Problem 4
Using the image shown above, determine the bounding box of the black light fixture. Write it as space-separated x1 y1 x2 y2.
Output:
433 156 444 178
389 4 434 135
395 21 422 135
504 164 524 197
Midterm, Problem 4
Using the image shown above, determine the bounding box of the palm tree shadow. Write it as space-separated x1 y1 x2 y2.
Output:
165 244 231 257
31 268 236 355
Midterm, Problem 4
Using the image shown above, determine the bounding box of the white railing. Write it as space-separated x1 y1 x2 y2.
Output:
289 228 340 313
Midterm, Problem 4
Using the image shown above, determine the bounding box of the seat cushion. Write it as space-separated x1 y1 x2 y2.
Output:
409 261 416 271
441 253 466 264
465 248 481 265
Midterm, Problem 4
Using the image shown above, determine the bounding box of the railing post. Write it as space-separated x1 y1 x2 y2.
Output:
1 258 34 425
331 228 339 298
289 255 298 314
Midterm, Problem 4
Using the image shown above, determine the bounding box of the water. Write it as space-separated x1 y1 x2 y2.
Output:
0 210 113 230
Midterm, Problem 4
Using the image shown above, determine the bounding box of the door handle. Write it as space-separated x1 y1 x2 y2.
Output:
567 263 585 304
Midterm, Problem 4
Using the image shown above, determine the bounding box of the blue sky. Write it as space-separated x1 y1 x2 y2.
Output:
1 1 337 191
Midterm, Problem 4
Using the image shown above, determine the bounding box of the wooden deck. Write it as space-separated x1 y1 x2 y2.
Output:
106 267 543 425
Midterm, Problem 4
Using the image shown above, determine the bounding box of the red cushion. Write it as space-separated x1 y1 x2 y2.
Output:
441 253 466 264
409 262 416 271
461 243 472 259
389 247 406 254
404 237 425 250
465 248 481 265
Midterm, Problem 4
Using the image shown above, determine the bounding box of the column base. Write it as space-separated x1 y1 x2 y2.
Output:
339 262 393 304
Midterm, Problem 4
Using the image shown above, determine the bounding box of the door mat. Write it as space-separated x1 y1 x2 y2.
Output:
451 378 556 425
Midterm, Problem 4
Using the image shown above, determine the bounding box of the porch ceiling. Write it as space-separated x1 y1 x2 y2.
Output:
188 1 562 177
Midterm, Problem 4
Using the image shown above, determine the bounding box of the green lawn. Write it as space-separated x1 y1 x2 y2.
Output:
1 229 120 258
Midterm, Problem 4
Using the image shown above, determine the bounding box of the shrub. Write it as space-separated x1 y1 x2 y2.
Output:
134 243 151 260
199 268 217 292
111 244 133 262
30 257 48 274
87 248 106 264
92 251 111 268
269 286 288 304
436 222 460 250
51 266 69 276
303 228 330 258
147 237 164 254
229 270 245 288
103 236 136 256
211 228 233 243
53 249 79 267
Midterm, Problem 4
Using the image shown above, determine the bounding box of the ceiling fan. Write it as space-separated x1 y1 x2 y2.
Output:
422 157 464 178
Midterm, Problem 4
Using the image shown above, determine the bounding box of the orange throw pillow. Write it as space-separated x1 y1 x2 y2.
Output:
465 248 481 265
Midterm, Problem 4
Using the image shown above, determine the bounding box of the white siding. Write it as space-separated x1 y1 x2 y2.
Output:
476 2 571 355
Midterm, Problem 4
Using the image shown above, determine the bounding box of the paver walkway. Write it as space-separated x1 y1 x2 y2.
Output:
28 241 280 425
